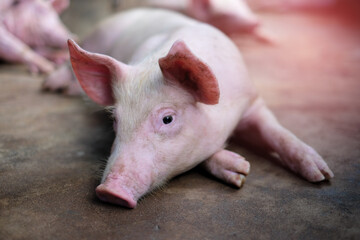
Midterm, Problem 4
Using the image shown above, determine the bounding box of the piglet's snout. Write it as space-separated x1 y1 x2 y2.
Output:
96 183 137 208
95 163 154 208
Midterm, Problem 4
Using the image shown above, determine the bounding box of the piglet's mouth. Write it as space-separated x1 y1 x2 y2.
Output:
95 184 137 208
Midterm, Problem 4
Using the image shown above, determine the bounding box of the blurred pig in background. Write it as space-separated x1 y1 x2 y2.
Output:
114 0 272 43
250 0 337 11
146 0 260 34
0 0 75 73
248 0 360 16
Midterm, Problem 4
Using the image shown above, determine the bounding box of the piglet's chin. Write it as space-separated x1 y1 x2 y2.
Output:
95 184 137 208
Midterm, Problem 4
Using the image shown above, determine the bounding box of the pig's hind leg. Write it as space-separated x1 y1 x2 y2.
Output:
233 98 334 182
201 149 250 188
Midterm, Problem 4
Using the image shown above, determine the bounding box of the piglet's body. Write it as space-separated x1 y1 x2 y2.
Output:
66 8 333 208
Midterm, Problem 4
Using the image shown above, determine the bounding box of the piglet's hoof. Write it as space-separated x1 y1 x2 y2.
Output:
202 149 250 188
42 63 82 95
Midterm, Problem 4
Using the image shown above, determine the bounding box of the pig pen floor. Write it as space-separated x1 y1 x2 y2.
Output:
1 4 360 240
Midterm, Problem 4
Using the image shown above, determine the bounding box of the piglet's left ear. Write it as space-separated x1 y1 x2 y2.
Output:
159 40 220 105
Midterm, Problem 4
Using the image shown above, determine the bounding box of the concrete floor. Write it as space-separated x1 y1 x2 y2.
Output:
1 1 359 239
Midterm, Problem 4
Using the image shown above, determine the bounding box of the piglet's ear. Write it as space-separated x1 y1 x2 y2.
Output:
159 40 219 105
68 39 127 106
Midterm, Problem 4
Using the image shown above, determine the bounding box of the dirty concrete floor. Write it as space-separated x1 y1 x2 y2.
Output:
1 1 359 239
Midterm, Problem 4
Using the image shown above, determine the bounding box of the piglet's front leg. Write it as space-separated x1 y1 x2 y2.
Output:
42 62 82 95
0 24 54 73
201 149 250 188
234 98 334 182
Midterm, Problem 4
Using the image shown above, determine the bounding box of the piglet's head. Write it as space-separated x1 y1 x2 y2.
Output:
68 39 219 208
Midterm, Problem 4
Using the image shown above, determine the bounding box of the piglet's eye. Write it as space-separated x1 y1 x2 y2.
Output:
162 115 173 125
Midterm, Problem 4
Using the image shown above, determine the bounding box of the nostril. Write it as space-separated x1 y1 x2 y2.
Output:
95 184 137 208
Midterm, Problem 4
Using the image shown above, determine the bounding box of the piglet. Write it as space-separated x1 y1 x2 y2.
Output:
0 0 75 73
145 0 271 42
59 8 332 208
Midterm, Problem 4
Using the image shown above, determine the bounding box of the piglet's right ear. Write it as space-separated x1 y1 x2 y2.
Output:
159 40 219 105
68 39 127 106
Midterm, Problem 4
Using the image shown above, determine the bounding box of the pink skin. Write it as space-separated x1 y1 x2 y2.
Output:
252 0 337 12
146 0 271 42
0 0 74 73
188 0 260 34
201 149 250 187
233 99 334 182
63 9 331 208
